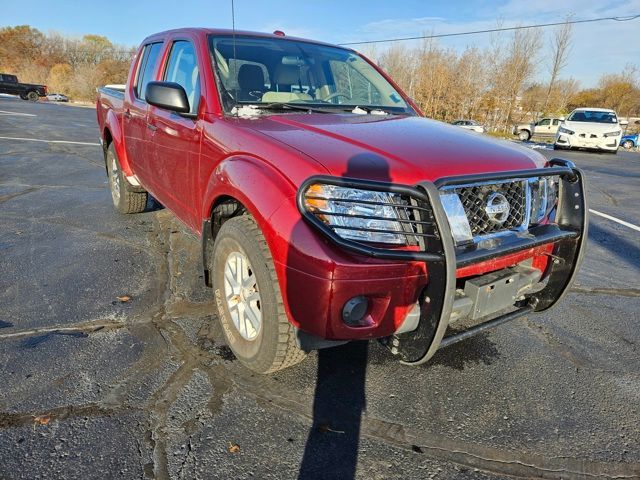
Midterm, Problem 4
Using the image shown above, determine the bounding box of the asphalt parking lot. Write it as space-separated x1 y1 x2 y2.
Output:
1 97 639 480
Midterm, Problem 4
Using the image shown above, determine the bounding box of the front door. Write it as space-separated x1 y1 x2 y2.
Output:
147 39 202 230
536 118 552 137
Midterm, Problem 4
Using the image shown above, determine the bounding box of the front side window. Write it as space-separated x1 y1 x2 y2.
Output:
209 35 413 115
136 42 164 101
164 41 200 114
538 119 551 126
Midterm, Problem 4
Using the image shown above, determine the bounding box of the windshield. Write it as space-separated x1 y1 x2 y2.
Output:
567 110 618 124
209 35 413 115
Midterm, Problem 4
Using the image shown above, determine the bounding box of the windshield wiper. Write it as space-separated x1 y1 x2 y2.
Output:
237 102 338 114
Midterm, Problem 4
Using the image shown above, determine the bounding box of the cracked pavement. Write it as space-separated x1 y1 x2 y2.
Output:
0 97 639 479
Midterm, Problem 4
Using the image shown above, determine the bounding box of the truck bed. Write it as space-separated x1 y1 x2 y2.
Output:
96 86 125 139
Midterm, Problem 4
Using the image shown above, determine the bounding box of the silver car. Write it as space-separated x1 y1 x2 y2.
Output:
47 93 69 102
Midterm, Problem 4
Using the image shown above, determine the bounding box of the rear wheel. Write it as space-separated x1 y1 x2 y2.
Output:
622 140 633 150
26 91 39 102
106 144 147 214
212 215 306 373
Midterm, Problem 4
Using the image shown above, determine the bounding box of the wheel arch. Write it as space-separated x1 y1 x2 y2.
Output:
200 156 297 288
102 111 134 176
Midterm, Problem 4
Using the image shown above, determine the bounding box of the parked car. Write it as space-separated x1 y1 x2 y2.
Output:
513 117 564 142
513 117 563 141
451 119 485 133
554 108 627 154
96 28 586 374
0 73 47 101
47 93 69 102
621 133 638 150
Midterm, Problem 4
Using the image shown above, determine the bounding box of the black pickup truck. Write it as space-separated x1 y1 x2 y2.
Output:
0 73 47 101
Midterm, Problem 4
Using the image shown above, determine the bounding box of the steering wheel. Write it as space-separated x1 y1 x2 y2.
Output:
249 90 263 99
321 92 352 103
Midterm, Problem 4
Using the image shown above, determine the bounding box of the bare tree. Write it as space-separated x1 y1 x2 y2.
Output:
542 17 572 114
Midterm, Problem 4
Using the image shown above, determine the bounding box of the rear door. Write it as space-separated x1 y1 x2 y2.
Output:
123 41 164 184
146 37 202 230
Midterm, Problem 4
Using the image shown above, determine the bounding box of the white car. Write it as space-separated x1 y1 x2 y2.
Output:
554 108 627 154
451 119 485 133
47 93 69 102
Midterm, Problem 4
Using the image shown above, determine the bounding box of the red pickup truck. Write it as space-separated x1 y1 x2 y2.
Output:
96 28 587 373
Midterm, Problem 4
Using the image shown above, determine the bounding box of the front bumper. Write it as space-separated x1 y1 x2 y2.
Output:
297 159 587 364
556 133 619 150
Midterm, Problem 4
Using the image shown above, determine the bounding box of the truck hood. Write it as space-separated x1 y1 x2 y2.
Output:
244 114 545 185
563 120 622 135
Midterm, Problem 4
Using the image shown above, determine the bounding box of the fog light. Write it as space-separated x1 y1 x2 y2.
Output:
342 296 369 326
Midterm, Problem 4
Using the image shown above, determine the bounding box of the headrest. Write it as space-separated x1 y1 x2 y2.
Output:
238 64 265 91
274 64 302 85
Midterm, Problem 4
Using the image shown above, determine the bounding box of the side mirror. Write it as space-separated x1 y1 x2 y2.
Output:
559 117 565 121
619 120 629 126
145 81 192 115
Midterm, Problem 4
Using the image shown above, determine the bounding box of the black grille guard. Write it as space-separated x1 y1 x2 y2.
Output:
296 159 588 365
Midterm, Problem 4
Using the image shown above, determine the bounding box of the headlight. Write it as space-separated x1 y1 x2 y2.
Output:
558 126 574 135
603 130 621 138
529 176 559 223
303 183 409 245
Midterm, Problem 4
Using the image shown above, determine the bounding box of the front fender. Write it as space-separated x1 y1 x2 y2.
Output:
200 154 297 290
201 155 297 227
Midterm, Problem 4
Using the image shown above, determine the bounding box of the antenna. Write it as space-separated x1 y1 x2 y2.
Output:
231 0 238 112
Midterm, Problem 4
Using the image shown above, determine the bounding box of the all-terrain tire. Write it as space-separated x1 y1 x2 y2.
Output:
26 91 39 102
106 143 147 214
212 215 306 373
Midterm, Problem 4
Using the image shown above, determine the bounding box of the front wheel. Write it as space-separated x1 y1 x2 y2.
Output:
622 140 633 150
212 216 306 373
518 130 531 141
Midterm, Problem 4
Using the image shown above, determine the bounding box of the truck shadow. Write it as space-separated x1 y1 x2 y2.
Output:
429 332 500 370
297 342 368 479
588 221 640 270
296 155 393 479
144 195 164 213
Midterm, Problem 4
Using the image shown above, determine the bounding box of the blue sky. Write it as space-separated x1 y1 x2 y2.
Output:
2 0 639 87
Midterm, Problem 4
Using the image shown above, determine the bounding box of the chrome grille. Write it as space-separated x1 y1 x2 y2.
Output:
450 180 528 236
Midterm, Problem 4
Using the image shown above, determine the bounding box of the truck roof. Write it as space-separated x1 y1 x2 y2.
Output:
140 28 351 51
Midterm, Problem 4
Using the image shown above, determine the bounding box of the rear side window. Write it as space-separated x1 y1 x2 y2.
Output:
135 42 164 101
164 41 200 114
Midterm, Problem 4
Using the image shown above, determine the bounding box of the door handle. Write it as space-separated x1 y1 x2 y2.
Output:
146 123 158 132
124 110 132 119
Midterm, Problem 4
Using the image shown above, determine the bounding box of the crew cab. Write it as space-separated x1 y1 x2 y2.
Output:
96 28 587 373
554 108 627 154
0 73 47 101
513 117 564 142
